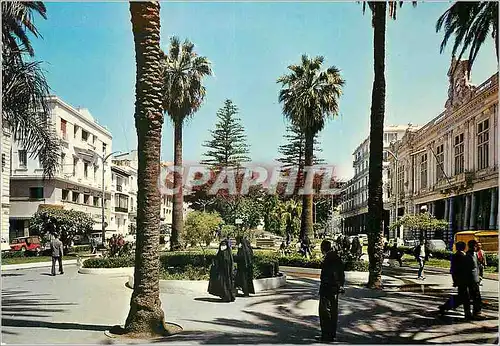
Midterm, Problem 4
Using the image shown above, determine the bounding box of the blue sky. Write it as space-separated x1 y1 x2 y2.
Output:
32 1 498 179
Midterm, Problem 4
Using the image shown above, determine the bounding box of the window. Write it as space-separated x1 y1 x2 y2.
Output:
60 119 67 139
1 153 5 172
103 143 107 154
454 133 464 175
72 192 80 203
84 194 90 205
94 165 98 181
61 153 66 170
29 187 44 199
92 134 96 144
93 196 100 207
82 130 89 142
73 157 78 176
84 161 89 179
115 194 129 212
420 153 427 189
62 189 69 201
477 119 489 170
436 144 444 181
74 125 79 138
18 150 27 168
397 164 404 196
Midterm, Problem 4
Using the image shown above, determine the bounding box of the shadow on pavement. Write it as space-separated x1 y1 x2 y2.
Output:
194 297 229 303
1 273 25 277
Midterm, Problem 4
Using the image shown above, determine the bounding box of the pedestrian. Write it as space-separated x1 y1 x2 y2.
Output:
477 242 487 285
466 239 484 319
235 237 255 297
50 234 64 276
388 243 403 267
317 240 345 343
350 237 362 261
208 240 236 302
438 241 472 319
413 239 428 280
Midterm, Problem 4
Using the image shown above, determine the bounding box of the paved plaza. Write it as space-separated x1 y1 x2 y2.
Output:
1 265 498 344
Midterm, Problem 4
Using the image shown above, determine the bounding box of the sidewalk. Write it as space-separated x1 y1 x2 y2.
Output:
1 266 497 344
1 259 78 271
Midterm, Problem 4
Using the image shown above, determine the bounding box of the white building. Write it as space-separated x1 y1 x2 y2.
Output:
1 128 11 241
388 61 498 243
9 96 113 240
340 125 417 236
111 151 138 235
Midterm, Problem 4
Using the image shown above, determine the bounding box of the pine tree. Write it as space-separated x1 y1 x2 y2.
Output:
201 99 250 168
277 124 324 169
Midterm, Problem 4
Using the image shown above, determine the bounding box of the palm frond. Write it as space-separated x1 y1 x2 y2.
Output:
2 50 60 179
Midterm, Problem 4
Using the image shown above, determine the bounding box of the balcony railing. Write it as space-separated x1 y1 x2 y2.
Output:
115 206 128 213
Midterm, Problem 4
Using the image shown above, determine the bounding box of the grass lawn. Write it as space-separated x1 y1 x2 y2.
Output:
401 254 497 273
1 253 81 265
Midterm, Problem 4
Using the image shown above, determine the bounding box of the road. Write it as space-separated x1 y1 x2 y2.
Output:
1 266 498 344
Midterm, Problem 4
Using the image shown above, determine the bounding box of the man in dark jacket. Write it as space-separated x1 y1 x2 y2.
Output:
50 234 64 276
318 240 345 343
466 239 483 319
438 241 472 319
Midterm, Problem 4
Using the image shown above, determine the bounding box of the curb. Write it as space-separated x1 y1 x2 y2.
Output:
127 273 287 294
407 264 498 281
78 266 134 276
1 259 78 271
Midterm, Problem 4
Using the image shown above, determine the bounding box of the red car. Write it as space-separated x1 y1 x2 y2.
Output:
10 236 42 253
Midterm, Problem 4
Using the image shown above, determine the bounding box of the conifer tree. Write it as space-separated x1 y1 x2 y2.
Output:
201 99 250 168
277 124 324 169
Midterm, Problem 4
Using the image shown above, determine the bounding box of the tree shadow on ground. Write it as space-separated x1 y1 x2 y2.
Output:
1 288 91 331
156 278 498 344
194 297 230 303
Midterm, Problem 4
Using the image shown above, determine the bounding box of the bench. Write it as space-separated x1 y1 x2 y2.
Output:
256 238 276 248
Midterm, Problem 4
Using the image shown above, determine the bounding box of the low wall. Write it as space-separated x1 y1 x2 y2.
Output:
127 273 287 294
78 266 134 276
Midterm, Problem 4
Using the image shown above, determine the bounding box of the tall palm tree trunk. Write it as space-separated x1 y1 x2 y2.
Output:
367 1 386 289
300 130 314 240
125 1 165 335
171 121 183 251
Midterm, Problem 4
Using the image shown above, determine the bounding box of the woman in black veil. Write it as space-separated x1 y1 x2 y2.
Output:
235 237 255 297
208 239 236 302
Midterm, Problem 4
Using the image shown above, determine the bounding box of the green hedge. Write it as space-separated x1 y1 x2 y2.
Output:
83 250 368 274
1 251 25 259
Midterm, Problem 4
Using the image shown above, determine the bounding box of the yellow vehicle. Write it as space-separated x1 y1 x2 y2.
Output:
453 230 498 253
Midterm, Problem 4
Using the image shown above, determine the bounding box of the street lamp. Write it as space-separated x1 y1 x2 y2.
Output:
79 149 120 246
384 149 400 239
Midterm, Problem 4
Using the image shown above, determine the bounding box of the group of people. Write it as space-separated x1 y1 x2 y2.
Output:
438 239 486 320
207 237 255 302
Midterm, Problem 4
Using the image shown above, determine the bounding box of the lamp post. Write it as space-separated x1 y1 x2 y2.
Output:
79 150 120 247
385 149 399 239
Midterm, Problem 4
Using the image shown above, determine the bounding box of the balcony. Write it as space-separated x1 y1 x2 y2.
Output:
115 206 128 213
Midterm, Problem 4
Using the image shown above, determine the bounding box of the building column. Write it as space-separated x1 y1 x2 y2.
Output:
444 197 449 221
470 192 477 229
489 188 498 230
448 197 455 249
464 194 471 230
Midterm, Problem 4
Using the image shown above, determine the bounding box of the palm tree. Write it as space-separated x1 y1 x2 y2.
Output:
2 0 59 178
122 1 167 336
277 55 344 241
2 1 46 57
436 1 498 76
161 37 212 251
362 2 415 289
281 199 302 241
2 51 59 178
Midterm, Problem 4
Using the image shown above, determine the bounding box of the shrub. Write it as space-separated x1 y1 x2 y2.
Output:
2 251 26 259
486 253 498 269
83 256 134 268
161 265 210 280
69 245 91 253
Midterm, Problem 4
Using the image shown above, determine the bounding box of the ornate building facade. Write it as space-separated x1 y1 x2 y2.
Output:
388 60 498 244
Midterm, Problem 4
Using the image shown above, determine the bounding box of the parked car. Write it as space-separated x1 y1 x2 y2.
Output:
10 236 42 254
426 239 447 252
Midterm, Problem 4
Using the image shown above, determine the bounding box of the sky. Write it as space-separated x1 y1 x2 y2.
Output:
31 1 498 180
